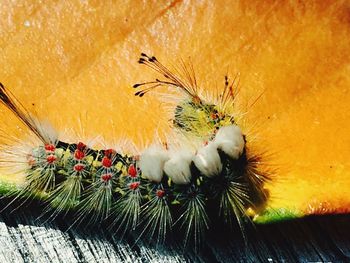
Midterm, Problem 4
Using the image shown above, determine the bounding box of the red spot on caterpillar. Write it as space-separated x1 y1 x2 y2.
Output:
77 142 86 151
210 112 218 120
74 150 85 160
102 157 112 168
156 189 165 198
101 173 112 182
44 144 55 152
104 149 115 158
46 154 57 164
129 181 140 190
128 164 137 177
74 164 85 172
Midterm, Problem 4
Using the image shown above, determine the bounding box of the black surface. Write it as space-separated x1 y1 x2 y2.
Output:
0 199 349 263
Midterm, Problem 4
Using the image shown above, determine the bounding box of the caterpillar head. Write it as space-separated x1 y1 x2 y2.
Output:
173 99 235 140
133 53 238 141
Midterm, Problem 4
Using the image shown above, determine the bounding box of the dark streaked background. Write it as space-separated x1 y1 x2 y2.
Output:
0 203 349 263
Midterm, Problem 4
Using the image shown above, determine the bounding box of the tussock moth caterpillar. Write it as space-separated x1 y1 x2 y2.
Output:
0 53 271 247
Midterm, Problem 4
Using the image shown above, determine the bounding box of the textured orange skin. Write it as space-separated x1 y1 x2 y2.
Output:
0 0 349 216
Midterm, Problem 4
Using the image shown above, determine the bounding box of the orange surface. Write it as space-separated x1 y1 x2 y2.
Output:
0 0 349 215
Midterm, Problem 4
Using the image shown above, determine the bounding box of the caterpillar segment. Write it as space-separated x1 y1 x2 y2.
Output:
0 54 270 246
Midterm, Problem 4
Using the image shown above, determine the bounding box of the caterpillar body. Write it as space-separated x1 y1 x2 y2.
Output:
0 54 270 247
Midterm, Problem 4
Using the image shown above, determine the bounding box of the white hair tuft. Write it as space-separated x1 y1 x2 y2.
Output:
139 144 169 183
164 149 193 184
193 142 222 177
214 125 245 159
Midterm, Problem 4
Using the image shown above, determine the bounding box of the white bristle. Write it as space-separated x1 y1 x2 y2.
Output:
139 144 169 183
193 142 222 177
214 125 245 159
31 116 58 143
0 133 41 181
163 149 193 184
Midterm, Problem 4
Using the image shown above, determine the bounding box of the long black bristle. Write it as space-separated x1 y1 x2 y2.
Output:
133 53 201 100
0 82 47 142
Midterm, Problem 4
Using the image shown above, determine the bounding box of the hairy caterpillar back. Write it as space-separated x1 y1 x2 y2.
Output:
0 54 271 248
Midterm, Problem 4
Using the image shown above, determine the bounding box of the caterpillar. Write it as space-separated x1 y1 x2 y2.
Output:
0 53 270 247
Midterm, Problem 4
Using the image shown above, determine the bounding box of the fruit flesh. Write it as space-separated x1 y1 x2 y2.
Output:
0 0 349 220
